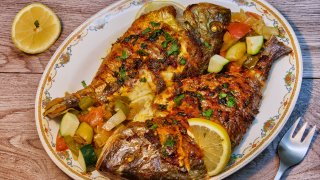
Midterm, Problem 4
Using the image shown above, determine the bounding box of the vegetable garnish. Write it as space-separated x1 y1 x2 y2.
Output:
219 93 227 99
204 41 212 48
227 22 251 39
150 124 158 130
118 50 129 60
219 92 237 107
81 80 87 88
136 49 149 56
202 109 213 119
119 68 127 79
226 96 236 108
141 43 147 49
150 21 160 27
164 136 175 147
179 57 186 65
167 41 180 56
149 29 163 41
173 94 185 106
208 55 230 73
140 77 147 82
142 27 151 35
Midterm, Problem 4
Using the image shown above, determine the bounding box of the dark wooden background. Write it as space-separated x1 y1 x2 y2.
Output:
0 0 319 179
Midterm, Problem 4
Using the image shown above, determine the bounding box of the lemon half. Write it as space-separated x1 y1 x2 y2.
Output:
11 3 61 54
188 118 232 176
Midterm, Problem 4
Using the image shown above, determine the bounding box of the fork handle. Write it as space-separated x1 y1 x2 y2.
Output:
274 161 288 180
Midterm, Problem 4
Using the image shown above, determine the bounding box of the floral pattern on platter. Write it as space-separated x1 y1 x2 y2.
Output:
36 0 300 179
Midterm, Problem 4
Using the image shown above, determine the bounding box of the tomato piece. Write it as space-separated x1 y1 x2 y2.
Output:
78 106 111 127
56 133 68 151
245 12 261 20
227 22 251 39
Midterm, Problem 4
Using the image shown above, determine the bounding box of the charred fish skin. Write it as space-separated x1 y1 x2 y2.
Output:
97 120 207 180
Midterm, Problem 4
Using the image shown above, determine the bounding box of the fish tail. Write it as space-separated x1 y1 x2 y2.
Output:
254 36 292 81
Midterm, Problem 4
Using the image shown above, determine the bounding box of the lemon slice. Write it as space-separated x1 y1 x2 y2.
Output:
11 3 61 54
135 0 185 22
188 118 232 176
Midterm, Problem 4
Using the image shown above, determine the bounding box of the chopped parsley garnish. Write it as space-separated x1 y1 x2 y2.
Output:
164 31 173 41
142 27 151 35
161 31 174 48
226 96 236 107
118 50 129 60
148 29 163 41
204 41 212 48
173 119 178 124
34 20 40 28
81 80 87 88
140 77 147 82
222 83 229 88
119 68 126 79
167 41 180 56
219 92 237 107
124 35 139 43
162 40 170 48
150 124 158 130
136 49 149 56
141 43 147 49
219 93 227 99
173 94 185 106
164 136 175 147
158 104 167 110
150 21 160 27
202 109 213 119
196 92 205 100
162 148 169 156
179 57 186 65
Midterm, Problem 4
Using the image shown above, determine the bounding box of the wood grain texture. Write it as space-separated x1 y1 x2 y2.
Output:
0 0 319 179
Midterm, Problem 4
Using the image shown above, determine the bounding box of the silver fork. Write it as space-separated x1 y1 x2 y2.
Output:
274 117 316 180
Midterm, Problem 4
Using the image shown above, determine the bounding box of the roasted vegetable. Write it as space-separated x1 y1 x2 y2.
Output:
78 106 111 127
78 96 95 111
225 42 247 61
246 36 264 55
114 98 130 116
64 135 81 156
60 112 80 137
208 55 230 73
227 22 251 39
102 109 126 131
56 132 68 151
74 122 94 145
231 9 279 39
78 144 97 172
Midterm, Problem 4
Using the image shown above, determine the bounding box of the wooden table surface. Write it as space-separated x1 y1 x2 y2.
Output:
0 0 319 179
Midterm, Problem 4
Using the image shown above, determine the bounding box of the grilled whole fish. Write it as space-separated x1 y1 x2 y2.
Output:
44 4 230 119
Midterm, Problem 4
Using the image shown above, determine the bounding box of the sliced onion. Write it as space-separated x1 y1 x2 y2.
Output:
102 109 126 131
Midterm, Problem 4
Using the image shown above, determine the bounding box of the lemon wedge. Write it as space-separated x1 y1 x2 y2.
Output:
11 3 61 54
188 118 232 176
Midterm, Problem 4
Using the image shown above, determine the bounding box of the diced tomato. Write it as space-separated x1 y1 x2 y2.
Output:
227 22 251 39
78 106 108 127
245 12 261 20
56 133 68 151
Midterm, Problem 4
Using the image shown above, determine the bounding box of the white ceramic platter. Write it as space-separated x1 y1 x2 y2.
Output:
35 0 302 179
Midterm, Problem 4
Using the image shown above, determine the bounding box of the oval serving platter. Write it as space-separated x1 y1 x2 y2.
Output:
35 0 302 179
